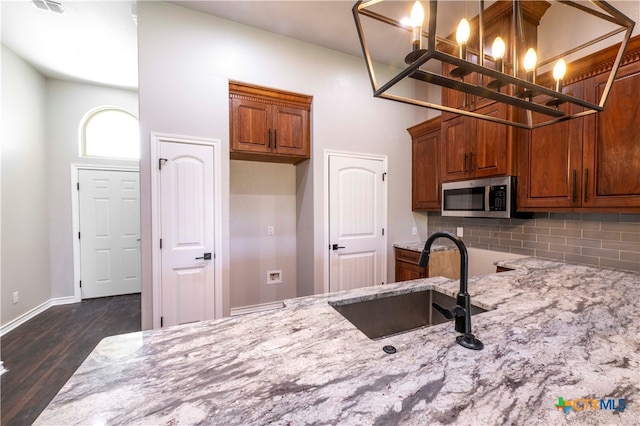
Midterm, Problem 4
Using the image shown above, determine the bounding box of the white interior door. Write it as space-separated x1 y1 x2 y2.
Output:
79 169 141 299
329 155 386 292
159 140 216 327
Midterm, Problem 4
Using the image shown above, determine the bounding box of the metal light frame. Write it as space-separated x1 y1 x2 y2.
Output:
353 0 635 129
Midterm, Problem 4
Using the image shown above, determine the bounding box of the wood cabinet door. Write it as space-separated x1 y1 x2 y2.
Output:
229 81 313 164
518 81 584 210
441 115 474 181
272 105 309 158
472 102 510 178
412 129 441 210
395 261 426 282
230 98 271 154
441 62 476 122
583 61 640 210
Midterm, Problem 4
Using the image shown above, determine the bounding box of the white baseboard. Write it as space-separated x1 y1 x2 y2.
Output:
0 296 78 337
230 301 285 317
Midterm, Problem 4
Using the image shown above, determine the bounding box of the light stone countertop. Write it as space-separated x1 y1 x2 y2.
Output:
393 242 455 252
35 259 640 425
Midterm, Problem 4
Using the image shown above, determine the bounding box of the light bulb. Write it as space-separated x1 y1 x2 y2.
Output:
410 1 425 28
553 59 566 81
456 19 470 45
553 58 566 92
523 48 537 72
409 1 425 52
492 37 505 60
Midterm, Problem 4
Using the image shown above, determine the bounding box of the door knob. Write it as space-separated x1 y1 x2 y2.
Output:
332 244 345 250
195 253 212 260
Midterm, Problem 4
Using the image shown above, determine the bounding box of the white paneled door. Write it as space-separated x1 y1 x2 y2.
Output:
329 155 387 292
79 169 141 299
159 140 216 327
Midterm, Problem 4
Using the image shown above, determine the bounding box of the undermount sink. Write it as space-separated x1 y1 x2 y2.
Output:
329 289 487 340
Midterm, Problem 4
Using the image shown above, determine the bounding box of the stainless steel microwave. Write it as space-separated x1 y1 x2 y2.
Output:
442 176 517 218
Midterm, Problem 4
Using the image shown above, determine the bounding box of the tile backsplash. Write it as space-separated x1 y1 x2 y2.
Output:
427 212 640 273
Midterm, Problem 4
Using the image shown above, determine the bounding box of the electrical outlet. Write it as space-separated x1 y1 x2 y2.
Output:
267 226 274 235
12 291 19 304
456 226 464 237
412 226 417 236
267 270 282 285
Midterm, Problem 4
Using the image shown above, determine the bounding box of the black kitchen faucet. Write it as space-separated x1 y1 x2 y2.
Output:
419 231 484 350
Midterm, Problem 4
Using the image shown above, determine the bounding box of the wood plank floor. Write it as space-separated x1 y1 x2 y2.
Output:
1 294 141 425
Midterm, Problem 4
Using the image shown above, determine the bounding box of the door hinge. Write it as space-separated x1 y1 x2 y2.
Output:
159 158 168 170
160 316 164 327
77 182 80 190
382 228 385 236
160 238 162 249
78 232 81 239
79 280 82 288
382 172 387 181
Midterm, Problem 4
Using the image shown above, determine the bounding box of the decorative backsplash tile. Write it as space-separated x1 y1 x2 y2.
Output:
427 212 640 272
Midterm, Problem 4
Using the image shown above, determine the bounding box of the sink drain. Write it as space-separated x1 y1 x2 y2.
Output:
382 345 397 354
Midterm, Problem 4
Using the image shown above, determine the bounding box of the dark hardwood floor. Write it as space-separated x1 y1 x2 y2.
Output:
1 294 141 425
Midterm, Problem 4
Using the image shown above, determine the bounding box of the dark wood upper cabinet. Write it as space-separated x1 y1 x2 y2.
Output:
441 102 513 182
518 35 640 212
230 81 312 164
518 81 585 210
408 117 441 211
583 59 640 210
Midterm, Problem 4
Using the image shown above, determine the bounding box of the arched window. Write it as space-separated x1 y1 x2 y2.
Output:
81 107 139 160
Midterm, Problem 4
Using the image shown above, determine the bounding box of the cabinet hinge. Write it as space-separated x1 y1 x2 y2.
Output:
160 316 164 327
382 228 385 236
79 280 82 288
77 182 80 190
78 232 81 239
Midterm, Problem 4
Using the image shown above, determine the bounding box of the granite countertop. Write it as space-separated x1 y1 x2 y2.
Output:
36 258 640 425
393 242 455 252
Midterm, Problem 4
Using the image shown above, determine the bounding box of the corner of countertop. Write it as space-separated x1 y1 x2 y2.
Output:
393 241 457 253
493 257 570 271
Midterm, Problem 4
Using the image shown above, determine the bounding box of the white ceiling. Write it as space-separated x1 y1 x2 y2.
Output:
2 0 139 89
2 1 638 90
1 0 377 90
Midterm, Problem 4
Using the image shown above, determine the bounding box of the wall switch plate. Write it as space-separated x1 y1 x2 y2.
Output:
456 227 464 237
12 291 19 304
267 226 274 235
412 226 417 235
267 270 282 285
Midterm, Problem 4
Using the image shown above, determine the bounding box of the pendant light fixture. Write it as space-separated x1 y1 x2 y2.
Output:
353 0 635 129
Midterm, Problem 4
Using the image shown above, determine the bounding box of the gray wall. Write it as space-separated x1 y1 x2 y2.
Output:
1 44 138 327
230 161 297 308
427 212 640 273
1 45 50 326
